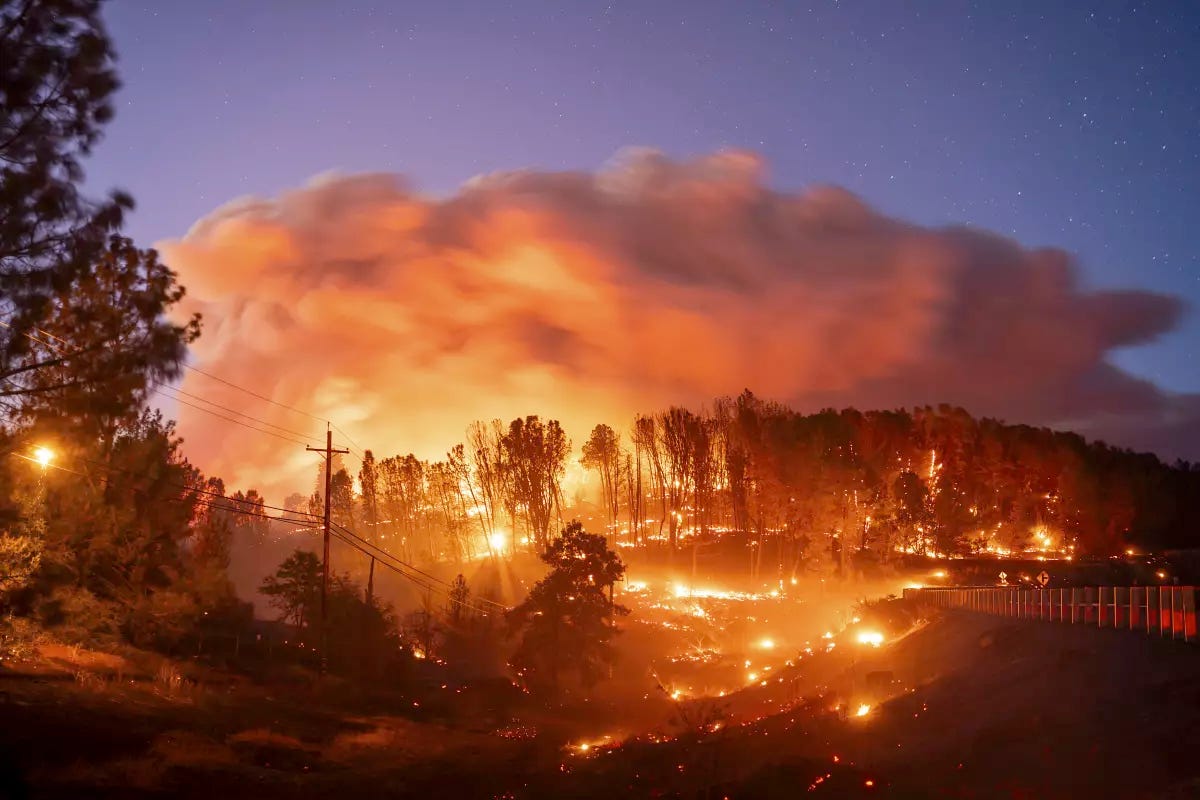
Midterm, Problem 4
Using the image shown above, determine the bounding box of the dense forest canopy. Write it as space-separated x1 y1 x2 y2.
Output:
348 394 1200 579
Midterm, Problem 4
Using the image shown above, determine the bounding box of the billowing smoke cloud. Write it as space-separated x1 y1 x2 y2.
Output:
159 150 1195 500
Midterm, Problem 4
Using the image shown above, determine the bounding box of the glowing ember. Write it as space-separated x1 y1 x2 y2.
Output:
856 631 885 647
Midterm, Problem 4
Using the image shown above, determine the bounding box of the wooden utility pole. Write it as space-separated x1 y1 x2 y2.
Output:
366 557 376 605
307 426 349 671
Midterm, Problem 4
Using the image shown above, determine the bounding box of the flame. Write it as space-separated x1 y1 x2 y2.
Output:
855 631 884 647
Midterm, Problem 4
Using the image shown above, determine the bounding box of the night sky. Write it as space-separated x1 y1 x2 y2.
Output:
89 1 1199 393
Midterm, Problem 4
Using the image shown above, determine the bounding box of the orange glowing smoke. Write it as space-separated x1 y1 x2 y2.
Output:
160 150 1188 498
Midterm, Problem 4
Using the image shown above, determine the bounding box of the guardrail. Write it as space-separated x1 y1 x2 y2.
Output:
902 585 1198 644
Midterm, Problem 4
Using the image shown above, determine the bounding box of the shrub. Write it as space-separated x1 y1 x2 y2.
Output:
36 586 121 646
0 614 42 663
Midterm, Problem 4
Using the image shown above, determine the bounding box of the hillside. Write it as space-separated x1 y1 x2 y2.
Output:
4 604 1199 799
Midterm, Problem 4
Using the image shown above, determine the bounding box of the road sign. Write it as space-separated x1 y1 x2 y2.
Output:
998 571 1008 586
1036 570 1050 587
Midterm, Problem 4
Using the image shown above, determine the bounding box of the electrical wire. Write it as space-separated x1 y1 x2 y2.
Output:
10 450 508 615
4 321 361 454
330 520 510 611
156 385 324 443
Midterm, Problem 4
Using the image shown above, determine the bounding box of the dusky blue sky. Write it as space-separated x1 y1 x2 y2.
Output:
87 0 1199 391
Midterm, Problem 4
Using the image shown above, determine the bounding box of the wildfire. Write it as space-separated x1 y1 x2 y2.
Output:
855 703 871 717
855 631 884 647
32 446 54 468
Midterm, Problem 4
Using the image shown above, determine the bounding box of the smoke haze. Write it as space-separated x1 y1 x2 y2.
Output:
159 150 1196 499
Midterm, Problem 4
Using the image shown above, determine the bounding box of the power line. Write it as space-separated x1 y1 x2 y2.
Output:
8 450 313 523
325 527 505 617
34 450 323 521
330 422 367 460
329 520 510 611
156 385 324 443
154 390 318 447
183 363 328 424
10 451 504 616
3 320 354 452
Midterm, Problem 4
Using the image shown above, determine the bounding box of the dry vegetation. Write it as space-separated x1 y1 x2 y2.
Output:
4 601 1200 799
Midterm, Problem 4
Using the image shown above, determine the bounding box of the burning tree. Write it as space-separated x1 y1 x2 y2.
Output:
581 423 621 537
507 521 628 693
501 416 569 551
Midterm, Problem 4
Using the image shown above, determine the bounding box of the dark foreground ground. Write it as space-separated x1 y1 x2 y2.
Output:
2 610 1199 800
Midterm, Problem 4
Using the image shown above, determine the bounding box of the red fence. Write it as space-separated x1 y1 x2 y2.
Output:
902 585 1198 644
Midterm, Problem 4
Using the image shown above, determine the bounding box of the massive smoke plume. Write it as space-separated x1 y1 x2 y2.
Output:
159 150 1196 499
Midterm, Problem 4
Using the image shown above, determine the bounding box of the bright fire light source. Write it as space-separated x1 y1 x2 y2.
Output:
32 446 53 468
855 703 872 717
758 637 775 650
856 631 885 647
747 672 758 683
578 743 590 752
932 570 947 579
488 532 506 553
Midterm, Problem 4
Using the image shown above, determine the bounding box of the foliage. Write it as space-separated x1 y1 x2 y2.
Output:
259 550 321 629
0 532 41 597
325 574 400 677
507 521 627 693
259 549 401 677
35 585 120 645
502 416 570 550
1 236 200 431
582 423 621 530
0 409 252 650
1 0 128 376
446 573 470 627
0 613 43 662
